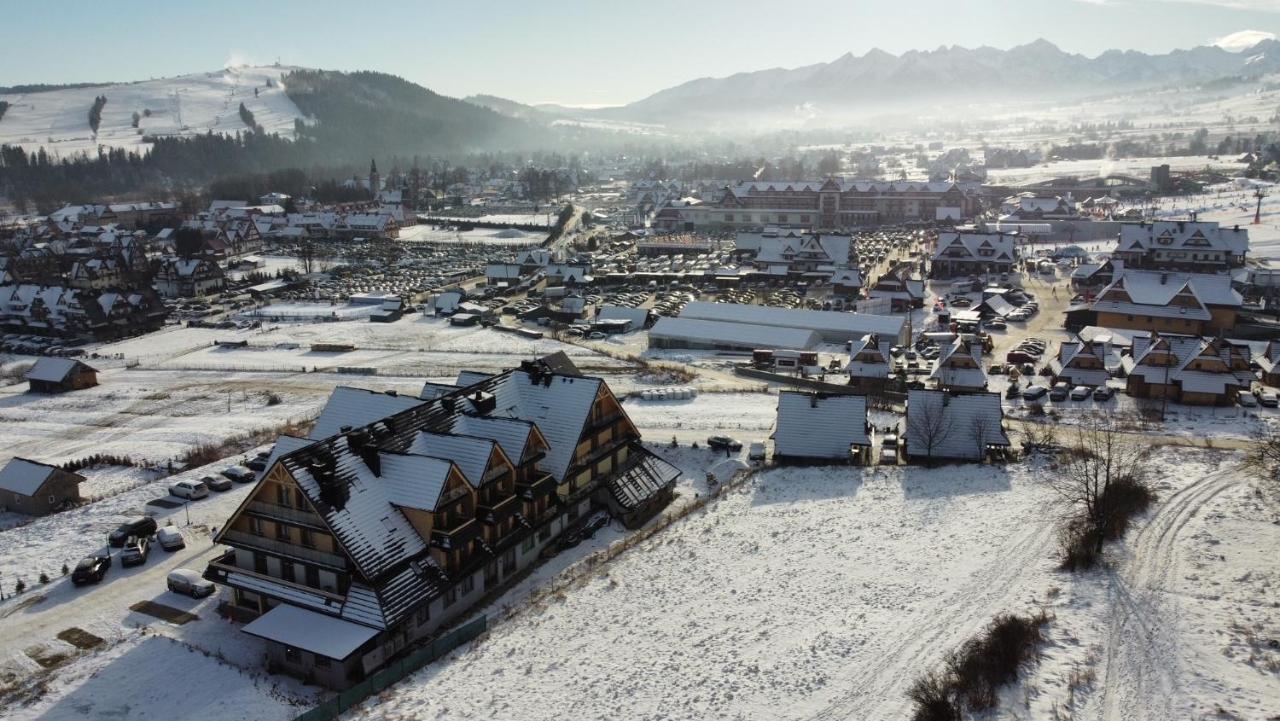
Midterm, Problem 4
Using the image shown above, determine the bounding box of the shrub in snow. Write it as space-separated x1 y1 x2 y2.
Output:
38 572 49 585
14 579 25 594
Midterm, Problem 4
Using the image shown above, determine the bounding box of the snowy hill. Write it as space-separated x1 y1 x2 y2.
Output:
0 65 308 159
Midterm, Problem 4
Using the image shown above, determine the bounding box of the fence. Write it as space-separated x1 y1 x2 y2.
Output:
293 615 488 721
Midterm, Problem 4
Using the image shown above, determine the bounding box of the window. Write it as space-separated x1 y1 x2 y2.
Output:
778 214 788 223
254 552 268 574
415 605 429 624
538 525 552 541
300 528 315 548
276 523 290 542
314 655 331 669
284 646 300 663
276 484 290 507
305 565 319 588
282 562 296 584
249 517 263 536
522 536 535 554
444 587 458 608
462 576 474 595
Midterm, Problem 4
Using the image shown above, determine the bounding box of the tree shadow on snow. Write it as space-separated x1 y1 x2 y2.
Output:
899 463 1012 500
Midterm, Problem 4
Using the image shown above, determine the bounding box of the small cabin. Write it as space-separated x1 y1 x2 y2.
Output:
25 358 99 394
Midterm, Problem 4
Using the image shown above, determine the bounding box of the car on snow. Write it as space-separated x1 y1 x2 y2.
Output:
1021 385 1049 401
880 434 900 465
167 569 216 598
169 480 209 500
71 554 112 586
747 442 767 461
221 466 255 483
1238 392 1258 408
201 474 233 492
1092 386 1116 401
706 436 743 452
1258 389 1280 408
157 526 186 552
109 517 157 547
1070 385 1092 401
244 457 268 472
1049 382 1071 401
120 536 150 567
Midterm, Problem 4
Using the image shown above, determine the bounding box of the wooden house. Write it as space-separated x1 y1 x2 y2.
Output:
0 458 84 515
26 358 98 393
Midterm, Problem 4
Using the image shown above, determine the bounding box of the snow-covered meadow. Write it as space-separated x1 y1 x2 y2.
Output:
0 66 307 157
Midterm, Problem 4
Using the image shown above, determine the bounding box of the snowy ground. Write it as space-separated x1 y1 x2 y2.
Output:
398 225 545 246
349 449 1276 721
984 155 1247 188
0 65 306 158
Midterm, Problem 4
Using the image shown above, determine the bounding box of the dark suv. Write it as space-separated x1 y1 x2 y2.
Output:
71 554 112 585
109 517 158 547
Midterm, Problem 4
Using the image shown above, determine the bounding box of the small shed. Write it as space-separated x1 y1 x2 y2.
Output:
26 358 99 394
0 457 85 515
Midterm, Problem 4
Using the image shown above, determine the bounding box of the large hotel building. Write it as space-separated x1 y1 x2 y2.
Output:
653 178 980 232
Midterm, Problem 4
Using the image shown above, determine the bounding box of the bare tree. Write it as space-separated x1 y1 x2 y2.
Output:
1241 422 1280 503
297 238 317 275
907 393 952 464
1019 419 1059 453
970 413 998 462
1045 415 1153 558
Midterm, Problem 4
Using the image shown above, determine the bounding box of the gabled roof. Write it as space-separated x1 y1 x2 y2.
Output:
773 392 870 459
0 457 78 496
408 432 497 487
310 387 426 440
905 390 1009 460
25 357 96 383
932 232 1017 263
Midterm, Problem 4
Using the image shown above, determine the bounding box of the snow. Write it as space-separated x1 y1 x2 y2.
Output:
242 605 379 660
398 225 545 245
0 65 307 157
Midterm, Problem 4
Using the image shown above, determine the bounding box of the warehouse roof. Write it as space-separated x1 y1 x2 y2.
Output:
649 317 820 350
679 301 904 339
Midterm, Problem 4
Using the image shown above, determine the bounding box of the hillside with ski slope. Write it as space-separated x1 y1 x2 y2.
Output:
0 65 307 158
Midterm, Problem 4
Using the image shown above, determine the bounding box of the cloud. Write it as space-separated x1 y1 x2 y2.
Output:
1212 29 1278 50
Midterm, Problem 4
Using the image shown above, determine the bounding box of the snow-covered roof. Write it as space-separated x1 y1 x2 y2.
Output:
310 387 426 440
679 301 905 340
905 390 1008 461
0 457 72 496
773 392 870 459
1117 221 1249 256
25 357 94 383
597 305 649 329
241 603 380 659
650 317 821 350
932 232 1017 263
408 431 497 487
1091 269 1241 319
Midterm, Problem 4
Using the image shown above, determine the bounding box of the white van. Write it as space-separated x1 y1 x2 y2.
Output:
157 526 186 552
167 569 215 598
748 442 766 462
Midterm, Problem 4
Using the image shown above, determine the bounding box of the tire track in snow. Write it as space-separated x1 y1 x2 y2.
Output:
806 514 1058 721
1098 467 1240 721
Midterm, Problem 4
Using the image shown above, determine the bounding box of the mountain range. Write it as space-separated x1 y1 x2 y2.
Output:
540 38 1280 128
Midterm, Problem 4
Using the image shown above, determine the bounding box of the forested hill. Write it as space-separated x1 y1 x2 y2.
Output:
285 70 552 157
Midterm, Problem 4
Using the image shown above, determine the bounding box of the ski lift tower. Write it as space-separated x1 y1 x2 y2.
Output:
1254 187 1267 225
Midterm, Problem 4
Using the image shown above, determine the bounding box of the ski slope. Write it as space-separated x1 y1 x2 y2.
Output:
0 65 308 158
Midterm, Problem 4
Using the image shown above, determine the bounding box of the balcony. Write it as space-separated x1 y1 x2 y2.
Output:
221 529 349 570
205 550 346 603
430 518 481 551
477 493 519 525
585 410 624 433
517 472 557 500
246 501 326 529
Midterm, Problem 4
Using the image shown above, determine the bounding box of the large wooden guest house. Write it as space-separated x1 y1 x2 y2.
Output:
205 355 680 688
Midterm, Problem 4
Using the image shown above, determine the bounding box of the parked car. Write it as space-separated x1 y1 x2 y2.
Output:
706 435 743 451
221 466 255 483
109 517 158 547
1049 382 1071 401
71 554 111 586
120 536 150 567
157 526 186 552
169 480 209 500
1070 385 1091 401
1238 392 1258 408
1021 385 1049 401
748 442 766 461
1260 390 1279 408
1006 350 1040 364
880 434 900 465
167 568 215 598
1092 386 1116 401
244 458 268 472
985 319 1007 331
202 474 233 492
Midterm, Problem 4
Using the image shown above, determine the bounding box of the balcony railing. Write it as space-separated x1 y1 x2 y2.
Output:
247 501 326 529
221 529 349 570
477 493 519 525
206 554 346 603
430 518 481 550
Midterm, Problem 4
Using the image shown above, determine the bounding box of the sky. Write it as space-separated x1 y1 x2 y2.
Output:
1 0 1277 106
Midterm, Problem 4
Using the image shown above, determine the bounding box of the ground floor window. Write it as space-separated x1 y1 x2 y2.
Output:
444 587 458 608
522 536 535 553
462 576 474 595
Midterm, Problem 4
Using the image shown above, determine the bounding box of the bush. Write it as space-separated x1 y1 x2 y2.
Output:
39 572 50 585
61 563 69 576
62 453 138 472
909 611 1051 718
264 391 282 406
1058 477 1155 570
14 579 25 594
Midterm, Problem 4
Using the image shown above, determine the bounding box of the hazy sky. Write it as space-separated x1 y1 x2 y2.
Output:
1 0 1277 106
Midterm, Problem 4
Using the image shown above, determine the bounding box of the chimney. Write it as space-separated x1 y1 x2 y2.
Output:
1160 273 1168 285
384 389 398 397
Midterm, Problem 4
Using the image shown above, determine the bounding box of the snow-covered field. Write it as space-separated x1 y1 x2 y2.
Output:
398 225 545 245
0 65 306 157
347 449 1276 721
985 155 1247 187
